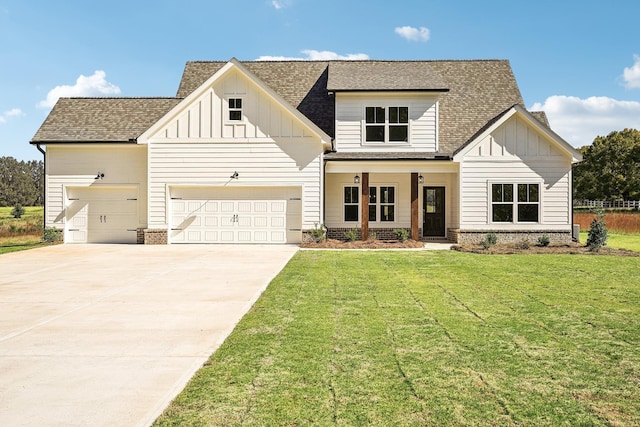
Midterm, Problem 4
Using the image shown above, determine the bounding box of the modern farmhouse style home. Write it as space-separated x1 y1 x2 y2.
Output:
31 58 582 244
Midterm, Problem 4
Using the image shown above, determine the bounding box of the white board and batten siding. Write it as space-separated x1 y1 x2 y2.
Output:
458 115 573 230
143 67 324 239
44 145 147 243
334 93 438 152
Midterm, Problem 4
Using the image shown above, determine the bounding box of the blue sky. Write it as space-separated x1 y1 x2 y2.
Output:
2 0 640 161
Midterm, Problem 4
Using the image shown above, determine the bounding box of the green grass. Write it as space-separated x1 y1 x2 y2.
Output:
0 206 48 254
580 231 640 252
155 251 640 426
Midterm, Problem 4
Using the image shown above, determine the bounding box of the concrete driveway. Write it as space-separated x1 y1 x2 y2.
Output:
0 244 298 427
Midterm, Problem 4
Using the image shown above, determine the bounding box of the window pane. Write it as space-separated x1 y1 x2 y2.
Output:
426 189 435 213
492 204 513 222
529 184 539 202
380 187 394 203
369 204 376 222
235 98 242 108
365 107 375 123
369 187 377 204
375 107 385 123
229 111 242 121
366 125 385 142
504 184 513 202
518 184 528 203
389 107 398 123
389 125 408 142
345 205 358 222
381 205 394 221
492 184 503 202
518 204 538 222
399 107 408 123
344 187 358 204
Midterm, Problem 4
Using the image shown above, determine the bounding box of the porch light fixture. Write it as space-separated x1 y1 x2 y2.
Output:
418 174 424 184
230 171 239 179
353 174 360 184
95 172 104 180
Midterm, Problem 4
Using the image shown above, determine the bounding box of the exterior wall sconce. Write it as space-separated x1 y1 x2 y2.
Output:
95 172 104 180
354 174 360 184
230 171 239 179
418 174 424 184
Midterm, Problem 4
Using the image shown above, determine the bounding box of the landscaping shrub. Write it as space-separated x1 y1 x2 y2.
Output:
11 204 25 219
586 209 608 252
515 239 530 250
482 232 498 249
367 230 377 241
393 228 409 242
537 234 551 247
309 223 326 243
42 227 62 243
343 228 358 242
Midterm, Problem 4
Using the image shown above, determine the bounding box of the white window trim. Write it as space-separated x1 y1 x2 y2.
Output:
488 181 543 224
368 184 397 224
362 105 410 145
225 97 245 124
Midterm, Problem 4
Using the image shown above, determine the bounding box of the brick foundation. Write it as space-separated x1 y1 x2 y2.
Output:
326 227 415 241
454 230 572 245
143 229 168 245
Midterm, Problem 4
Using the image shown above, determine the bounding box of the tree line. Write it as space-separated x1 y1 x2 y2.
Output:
573 128 640 201
0 156 44 207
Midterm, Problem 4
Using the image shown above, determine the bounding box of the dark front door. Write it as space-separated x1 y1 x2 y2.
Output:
423 187 445 237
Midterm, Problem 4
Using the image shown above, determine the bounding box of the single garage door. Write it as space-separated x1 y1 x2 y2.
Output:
66 187 139 244
170 186 302 244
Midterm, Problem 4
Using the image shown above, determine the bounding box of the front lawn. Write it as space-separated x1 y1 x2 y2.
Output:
580 231 640 252
155 251 640 426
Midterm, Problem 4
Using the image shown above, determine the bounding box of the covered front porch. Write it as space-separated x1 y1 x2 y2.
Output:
324 158 460 241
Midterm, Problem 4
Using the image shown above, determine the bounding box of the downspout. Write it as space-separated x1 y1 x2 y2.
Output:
36 144 46 232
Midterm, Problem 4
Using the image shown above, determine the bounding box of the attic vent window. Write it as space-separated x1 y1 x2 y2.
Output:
228 98 243 121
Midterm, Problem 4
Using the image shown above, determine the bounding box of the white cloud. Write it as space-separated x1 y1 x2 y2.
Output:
395 26 431 42
623 54 640 89
257 49 369 61
37 70 121 109
271 0 283 9
0 108 24 124
530 95 640 147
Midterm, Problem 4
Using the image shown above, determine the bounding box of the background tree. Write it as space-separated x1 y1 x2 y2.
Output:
0 156 44 207
574 128 640 200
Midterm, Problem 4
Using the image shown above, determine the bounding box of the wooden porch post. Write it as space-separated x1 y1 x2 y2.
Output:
361 172 369 241
411 172 419 241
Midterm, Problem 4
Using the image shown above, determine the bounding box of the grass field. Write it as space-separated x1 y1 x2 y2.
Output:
154 251 640 426
0 206 49 254
575 210 640 234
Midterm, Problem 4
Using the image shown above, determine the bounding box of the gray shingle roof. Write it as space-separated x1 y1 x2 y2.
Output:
31 98 181 143
32 59 526 155
326 61 448 92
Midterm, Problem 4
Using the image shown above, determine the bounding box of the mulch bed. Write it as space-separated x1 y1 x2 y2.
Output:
453 243 640 256
301 238 424 249
301 238 640 256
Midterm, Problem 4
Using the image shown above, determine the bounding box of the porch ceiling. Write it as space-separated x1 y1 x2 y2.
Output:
325 159 458 173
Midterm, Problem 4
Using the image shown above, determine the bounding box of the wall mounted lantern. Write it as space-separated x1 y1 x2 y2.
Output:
418 174 424 184
354 174 360 184
230 171 239 179
95 172 104 180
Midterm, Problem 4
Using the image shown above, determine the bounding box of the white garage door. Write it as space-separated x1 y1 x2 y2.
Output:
66 187 139 244
170 187 302 244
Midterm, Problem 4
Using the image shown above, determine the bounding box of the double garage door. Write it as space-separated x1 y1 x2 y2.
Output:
170 186 302 244
66 187 139 244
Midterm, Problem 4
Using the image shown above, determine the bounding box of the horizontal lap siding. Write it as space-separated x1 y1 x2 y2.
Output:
45 146 147 228
148 141 321 228
335 94 437 152
460 159 571 229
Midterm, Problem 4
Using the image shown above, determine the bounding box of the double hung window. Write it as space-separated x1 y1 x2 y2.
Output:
365 106 408 143
368 186 395 222
491 183 540 223
344 186 359 222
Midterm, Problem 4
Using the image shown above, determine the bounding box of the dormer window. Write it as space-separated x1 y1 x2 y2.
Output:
228 98 243 121
365 106 409 143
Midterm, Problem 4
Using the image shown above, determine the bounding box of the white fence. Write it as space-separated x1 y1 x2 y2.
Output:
574 200 640 209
